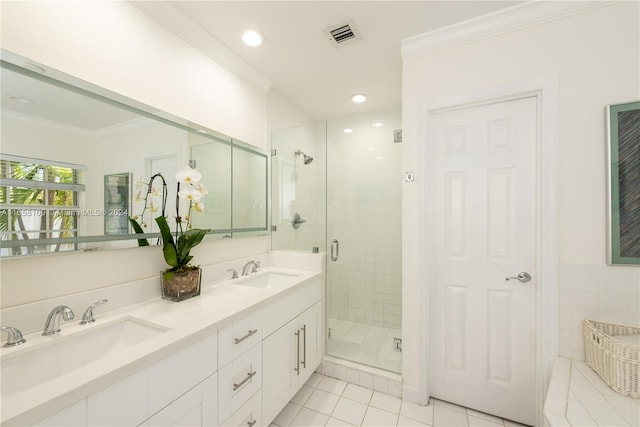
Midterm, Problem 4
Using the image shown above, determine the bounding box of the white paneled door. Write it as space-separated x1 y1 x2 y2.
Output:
428 97 537 426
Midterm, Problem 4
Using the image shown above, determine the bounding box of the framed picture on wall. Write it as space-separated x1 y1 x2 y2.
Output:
607 101 640 265
104 172 131 235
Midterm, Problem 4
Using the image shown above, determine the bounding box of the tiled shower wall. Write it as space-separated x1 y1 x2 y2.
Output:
271 124 326 252
558 263 640 361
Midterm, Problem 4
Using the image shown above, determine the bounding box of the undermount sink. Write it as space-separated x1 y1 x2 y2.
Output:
1 317 169 398
235 271 301 289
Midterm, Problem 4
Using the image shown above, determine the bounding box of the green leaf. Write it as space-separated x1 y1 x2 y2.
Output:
155 216 178 267
128 217 149 246
176 228 209 266
163 241 179 267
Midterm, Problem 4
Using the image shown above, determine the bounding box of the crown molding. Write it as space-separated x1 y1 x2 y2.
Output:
401 1 611 60
132 1 273 93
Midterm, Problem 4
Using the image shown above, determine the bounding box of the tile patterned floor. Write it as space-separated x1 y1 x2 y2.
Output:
270 373 530 427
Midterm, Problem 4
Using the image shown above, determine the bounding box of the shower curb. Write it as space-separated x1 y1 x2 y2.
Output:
318 355 403 398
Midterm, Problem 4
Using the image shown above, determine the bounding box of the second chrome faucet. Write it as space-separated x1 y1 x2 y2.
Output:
241 260 260 276
41 299 109 336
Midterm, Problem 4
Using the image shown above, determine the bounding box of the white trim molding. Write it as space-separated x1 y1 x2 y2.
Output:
132 1 273 94
416 78 559 427
401 1 609 60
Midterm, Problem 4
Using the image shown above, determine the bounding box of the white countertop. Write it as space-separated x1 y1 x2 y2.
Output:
544 357 639 426
0 266 323 425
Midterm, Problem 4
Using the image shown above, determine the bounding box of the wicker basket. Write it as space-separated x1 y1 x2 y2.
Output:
583 319 639 398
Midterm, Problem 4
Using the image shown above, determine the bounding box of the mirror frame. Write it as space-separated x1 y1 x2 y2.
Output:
0 50 270 255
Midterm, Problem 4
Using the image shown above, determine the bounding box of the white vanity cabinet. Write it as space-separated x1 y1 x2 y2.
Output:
31 333 219 427
18 267 324 427
262 279 322 425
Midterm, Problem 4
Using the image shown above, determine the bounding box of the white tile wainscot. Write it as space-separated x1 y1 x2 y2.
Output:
0 251 325 427
543 357 640 426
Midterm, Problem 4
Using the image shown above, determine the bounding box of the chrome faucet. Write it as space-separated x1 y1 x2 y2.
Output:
42 305 75 336
227 268 239 279
80 299 108 325
1 326 26 347
241 260 260 276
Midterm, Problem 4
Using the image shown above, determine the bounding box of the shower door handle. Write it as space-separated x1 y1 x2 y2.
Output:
331 239 339 261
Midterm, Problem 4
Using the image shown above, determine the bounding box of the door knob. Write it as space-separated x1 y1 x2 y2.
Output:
505 272 531 283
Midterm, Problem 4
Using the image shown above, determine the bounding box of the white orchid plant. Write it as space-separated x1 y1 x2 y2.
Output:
129 166 210 279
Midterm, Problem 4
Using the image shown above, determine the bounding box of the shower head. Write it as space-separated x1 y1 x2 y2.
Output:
295 150 313 165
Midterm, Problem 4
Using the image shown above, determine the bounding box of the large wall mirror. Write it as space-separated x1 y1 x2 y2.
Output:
0 50 269 257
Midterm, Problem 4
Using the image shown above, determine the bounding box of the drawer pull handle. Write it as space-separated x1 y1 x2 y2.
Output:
234 329 258 344
248 420 257 427
233 370 257 391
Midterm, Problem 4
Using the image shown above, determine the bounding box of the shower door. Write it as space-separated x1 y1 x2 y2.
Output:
325 109 402 373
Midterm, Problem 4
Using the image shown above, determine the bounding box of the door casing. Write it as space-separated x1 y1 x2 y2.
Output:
415 79 558 426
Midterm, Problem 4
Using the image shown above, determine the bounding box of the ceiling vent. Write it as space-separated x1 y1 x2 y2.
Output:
325 21 360 47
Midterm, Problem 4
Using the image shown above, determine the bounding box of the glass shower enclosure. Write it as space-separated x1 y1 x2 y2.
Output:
271 108 402 373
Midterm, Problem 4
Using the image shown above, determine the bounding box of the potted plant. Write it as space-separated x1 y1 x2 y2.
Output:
130 166 210 301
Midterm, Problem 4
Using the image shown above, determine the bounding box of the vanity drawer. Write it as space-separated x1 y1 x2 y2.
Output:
218 310 263 368
218 344 262 423
220 390 262 427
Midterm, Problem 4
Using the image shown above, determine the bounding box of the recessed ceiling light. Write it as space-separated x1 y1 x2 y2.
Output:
343 128 354 134
242 29 264 47
351 93 367 103
373 122 384 128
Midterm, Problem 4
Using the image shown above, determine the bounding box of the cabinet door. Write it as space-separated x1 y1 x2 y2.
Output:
146 385 202 427
87 368 149 426
202 373 219 427
298 301 322 383
261 319 299 424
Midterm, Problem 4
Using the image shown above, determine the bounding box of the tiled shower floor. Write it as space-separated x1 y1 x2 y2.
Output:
326 318 402 374
270 372 530 427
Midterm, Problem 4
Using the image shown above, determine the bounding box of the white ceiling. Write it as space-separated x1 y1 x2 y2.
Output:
169 1 522 121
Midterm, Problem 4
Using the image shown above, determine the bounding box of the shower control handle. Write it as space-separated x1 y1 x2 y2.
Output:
331 239 339 261
292 213 306 229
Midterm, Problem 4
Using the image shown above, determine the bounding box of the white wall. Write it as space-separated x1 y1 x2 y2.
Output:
401 2 639 401
0 1 266 147
267 90 315 134
0 1 271 310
